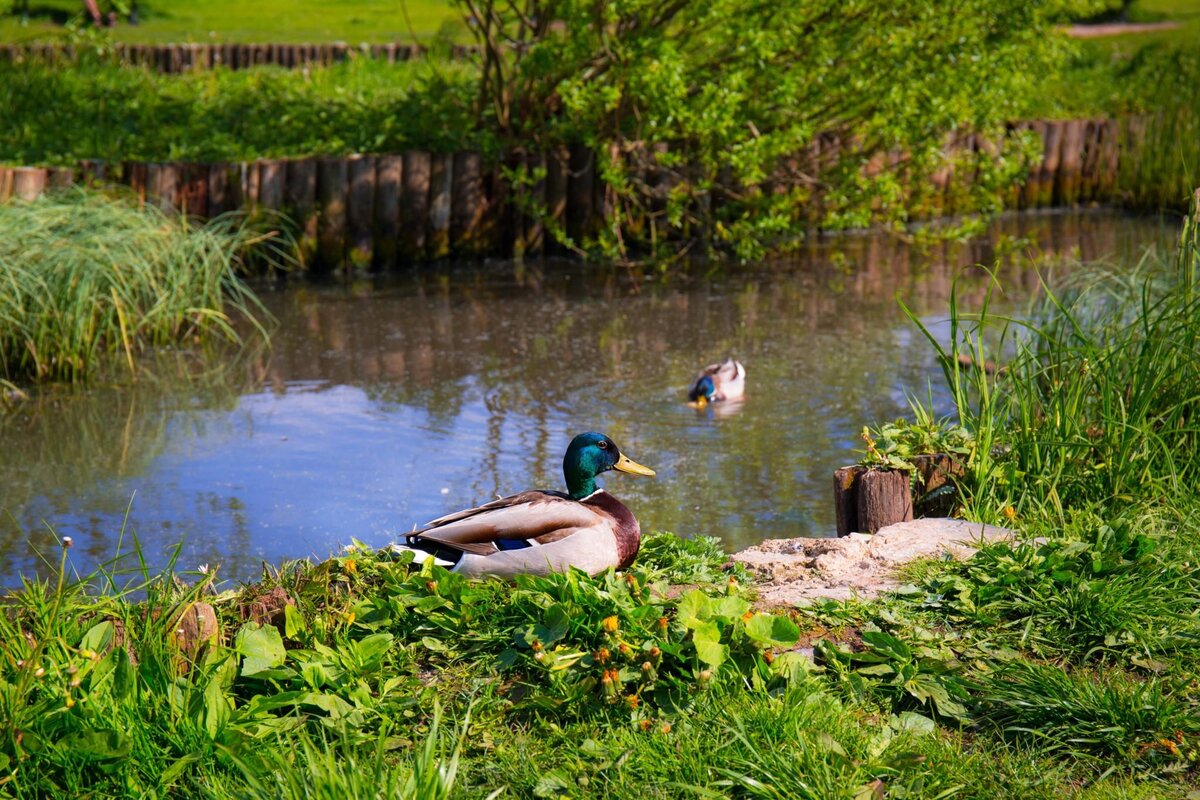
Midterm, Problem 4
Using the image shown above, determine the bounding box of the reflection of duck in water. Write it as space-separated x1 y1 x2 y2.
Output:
390 432 655 578
687 358 746 407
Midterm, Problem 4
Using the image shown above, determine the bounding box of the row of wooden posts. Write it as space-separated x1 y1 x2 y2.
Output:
0 117 1133 270
0 146 597 269
0 41 477 72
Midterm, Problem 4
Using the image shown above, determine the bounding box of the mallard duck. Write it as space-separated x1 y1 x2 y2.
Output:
687 358 746 405
390 432 655 578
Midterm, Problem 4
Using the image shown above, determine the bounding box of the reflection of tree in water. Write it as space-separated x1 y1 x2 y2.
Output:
0 344 267 583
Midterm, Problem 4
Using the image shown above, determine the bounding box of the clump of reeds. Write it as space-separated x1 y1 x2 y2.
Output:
0 189 282 383
904 189 1200 522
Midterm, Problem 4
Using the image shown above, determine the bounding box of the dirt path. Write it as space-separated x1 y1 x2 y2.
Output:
1064 21 1182 38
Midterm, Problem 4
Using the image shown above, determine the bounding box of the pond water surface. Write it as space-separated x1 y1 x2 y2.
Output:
0 212 1176 587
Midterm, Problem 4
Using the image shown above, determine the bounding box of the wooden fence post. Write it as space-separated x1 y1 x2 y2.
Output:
179 163 209 217
12 167 47 201
49 167 75 190
451 151 484 256
258 159 286 213
374 154 403 270
285 158 319 262
401 151 431 262
427 152 453 259
0 168 13 202
347 155 377 270
316 157 348 273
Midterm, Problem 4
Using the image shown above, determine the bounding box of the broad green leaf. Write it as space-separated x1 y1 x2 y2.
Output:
534 604 570 644
677 590 711 629
350 632 395 667
283 604 307 639
692 621 727 668
234 622 286 677
79 620 115 653
709 595 751 621
61 729 132 763
744 613 801 647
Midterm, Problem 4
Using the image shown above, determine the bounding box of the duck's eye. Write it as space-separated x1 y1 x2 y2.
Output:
597 440 608 449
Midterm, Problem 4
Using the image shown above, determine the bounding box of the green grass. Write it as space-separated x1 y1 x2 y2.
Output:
0 189 282 383
0 58 481 166
0 0 464 44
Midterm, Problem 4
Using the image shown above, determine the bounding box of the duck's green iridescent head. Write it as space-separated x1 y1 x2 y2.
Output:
562 431 655 500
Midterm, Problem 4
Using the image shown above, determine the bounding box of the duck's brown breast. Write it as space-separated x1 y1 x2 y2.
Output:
583 491 641 569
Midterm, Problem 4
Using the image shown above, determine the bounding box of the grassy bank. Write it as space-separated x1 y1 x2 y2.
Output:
3 205 1199 797
0 190 282 383
0 0 462 44
0 59 480 166
4 525 1197 798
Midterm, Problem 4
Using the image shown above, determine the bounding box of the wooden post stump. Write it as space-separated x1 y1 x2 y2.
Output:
833 466 867 537
857 469 913 535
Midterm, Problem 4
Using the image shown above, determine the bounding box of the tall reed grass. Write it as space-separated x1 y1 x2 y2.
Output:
904 190 1200 523
0 189 282 383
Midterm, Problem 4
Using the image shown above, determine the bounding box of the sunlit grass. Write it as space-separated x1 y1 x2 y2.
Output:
0 0 464 44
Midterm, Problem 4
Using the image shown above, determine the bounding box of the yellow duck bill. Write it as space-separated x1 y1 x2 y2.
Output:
614 453 656 476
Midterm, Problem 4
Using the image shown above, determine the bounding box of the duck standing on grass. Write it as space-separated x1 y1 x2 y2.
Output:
688 358 746 406
390 432 655 578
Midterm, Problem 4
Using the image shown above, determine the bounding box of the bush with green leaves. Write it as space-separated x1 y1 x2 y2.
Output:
461 0 1087 260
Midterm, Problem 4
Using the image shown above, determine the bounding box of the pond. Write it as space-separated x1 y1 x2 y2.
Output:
0 211 1176 587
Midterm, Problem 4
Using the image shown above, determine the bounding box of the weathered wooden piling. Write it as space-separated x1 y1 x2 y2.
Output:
374 155 403 270
12 167 46 201
285 158 319 260
401 151 431 260
347 155 377 269
1056 118 1086 205
316 158 349 273
207 163 239 216
451 151 484 256
48 167 75 190
856 470 913 535
179 163 209 217
833 466 867 537
258 159 286 213
427 153 453 259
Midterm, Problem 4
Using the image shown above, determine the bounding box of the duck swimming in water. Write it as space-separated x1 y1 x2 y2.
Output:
390 432 655 578
688 358 746 406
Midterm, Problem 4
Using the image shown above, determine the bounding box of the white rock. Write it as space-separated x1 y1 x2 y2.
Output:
731 518 1017 607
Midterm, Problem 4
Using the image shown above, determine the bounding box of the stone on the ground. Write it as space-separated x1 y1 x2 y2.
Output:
732 518 1014 607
